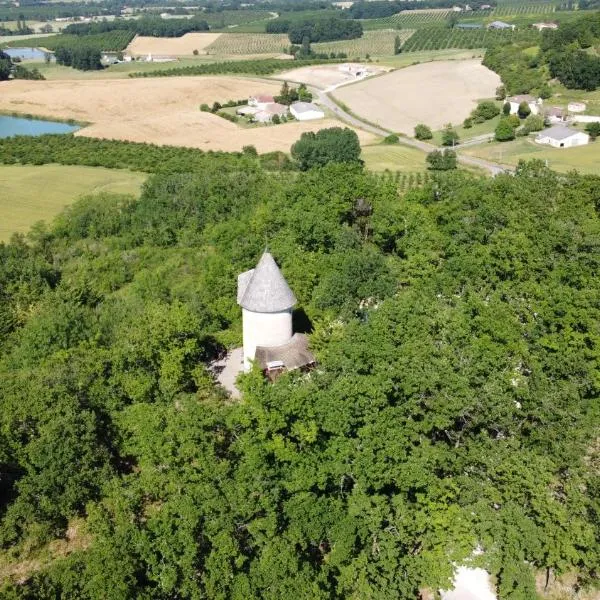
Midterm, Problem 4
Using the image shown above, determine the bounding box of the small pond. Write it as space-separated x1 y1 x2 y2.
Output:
3 47 50 61
0 115 80 138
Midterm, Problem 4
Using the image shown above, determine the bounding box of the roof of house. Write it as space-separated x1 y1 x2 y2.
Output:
252 94 274 103
545 106 564 117
489 20 512 28
255 333 315 371
290 102 323 114
538 125 584 141
237 252 297 312
263 102 288 115
509 94 536 103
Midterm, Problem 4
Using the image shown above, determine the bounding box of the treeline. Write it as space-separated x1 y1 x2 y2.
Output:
128 57 334 78
55 46 101 70
0 157 599 599
63 15 210 37
541 11 600 90
484 11 600 93
348 0 496 19
0 135 292 173
287 16 363 43
0 50 45 81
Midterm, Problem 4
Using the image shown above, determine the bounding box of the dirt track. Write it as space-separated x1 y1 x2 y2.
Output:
0 77 376 152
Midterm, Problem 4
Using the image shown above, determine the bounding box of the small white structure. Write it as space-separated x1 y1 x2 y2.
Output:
533 22 558 30
568 101 586 113
237 252 315 374
508 94 542 115
290 102 325 121
488 20 515 30
249 94 275 110
536 125 589 148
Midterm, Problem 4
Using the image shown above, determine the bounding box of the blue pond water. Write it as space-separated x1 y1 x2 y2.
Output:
3 47 49 60
0 115 80 138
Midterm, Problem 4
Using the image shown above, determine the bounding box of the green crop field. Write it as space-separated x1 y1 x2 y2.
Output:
0 164 146 241
401 26 539 52
200 9 274 30
205 32 289 55
313 29 413 57
362 9 451 31
2 31 135 52
464 136 600 174
362 142 427 172
491 2 558 15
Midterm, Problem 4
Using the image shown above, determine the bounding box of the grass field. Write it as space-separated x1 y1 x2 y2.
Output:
0 164 146 241
463 137 600 174
432 114 501 145
377 48 485 68
361 142 427 171
205 32 289 55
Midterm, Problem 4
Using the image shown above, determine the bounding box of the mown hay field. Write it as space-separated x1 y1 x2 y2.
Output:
0 77 376 153
126 33 224 56
0 164 146 241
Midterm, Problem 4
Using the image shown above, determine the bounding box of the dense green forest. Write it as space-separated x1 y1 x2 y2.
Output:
484 11 600 93
0 143 599 597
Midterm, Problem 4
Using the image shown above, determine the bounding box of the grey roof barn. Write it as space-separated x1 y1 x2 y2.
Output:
237 252 297 313
539 125 582 141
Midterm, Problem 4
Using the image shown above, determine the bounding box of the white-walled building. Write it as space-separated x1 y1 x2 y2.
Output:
536 126 589 148
237 252 315 374
508 94 542 115
290 102 325 121
248 94 275 110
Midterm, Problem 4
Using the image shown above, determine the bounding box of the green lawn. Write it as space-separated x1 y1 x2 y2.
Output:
361 142 427 171
463 136 600 174
433 114 501 145
0 164 147 241
376 48 485 68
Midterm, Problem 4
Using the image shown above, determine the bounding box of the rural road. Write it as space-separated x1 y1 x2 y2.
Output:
314 88 510 175
253 75 511 176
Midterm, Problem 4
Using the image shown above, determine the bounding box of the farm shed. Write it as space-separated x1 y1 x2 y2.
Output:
488 20 515 30
536 126 589 148
290 102 325 121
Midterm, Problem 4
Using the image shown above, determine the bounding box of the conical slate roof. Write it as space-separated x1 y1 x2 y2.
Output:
237 252 297 313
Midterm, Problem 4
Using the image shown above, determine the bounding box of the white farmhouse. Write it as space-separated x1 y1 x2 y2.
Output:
290 102 325 121
544 106 565 124
533 22 558 30
508 94 542 115
488 20 515 30
536 126 589 148
253 102 288 123
237 252 315 375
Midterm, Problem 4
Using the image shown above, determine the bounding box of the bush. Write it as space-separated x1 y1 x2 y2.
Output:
472 100 500 121
426 149 457 170
291 127 362 170
523 114 544 133
441 124 459 146
495 85 506 100
463 118 473 129
508 114 521 128
503 101 511 115
200 104 210 112
585 122 600 140
414 124 433 140
383 134 399 144
495 118 516 141
518 101 531 119
271 114 281 125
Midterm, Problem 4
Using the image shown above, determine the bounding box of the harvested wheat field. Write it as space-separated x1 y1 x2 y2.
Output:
0 77 375 153
126 33 223 56
333 59 501 134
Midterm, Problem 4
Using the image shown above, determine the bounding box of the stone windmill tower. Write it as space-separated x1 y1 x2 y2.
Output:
237 252 314 375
